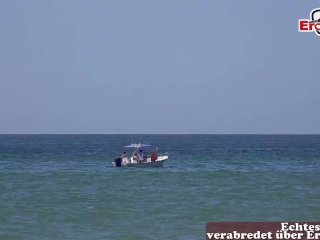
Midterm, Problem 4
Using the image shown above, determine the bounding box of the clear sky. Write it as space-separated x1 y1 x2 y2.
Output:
0 1 319 134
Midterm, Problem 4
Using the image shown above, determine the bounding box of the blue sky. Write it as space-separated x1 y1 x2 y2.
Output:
0 1 319 134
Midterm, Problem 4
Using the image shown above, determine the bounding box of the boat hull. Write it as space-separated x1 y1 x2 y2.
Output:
113 156 168 168
124 159 166 168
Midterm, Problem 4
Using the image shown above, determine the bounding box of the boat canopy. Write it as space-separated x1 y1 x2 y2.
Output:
124 143 151 148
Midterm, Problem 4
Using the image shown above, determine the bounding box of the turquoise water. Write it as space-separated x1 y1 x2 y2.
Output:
0 135 319 240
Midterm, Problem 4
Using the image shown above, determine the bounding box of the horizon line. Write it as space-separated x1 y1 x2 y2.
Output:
1 133 320 135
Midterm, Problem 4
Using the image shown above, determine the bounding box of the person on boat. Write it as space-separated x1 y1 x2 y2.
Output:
121 151 130 165
121 151 127 159
138 149 146 162
151 151 158 162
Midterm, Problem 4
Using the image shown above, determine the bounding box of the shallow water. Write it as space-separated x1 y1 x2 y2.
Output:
0 135 319 240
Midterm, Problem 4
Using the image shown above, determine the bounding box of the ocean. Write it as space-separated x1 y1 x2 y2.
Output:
0 134 319 240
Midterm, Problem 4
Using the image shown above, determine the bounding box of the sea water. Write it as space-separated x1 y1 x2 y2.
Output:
0 135 319 240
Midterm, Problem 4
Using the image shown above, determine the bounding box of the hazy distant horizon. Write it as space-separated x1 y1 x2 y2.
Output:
1 133 320 135
1 1 319 134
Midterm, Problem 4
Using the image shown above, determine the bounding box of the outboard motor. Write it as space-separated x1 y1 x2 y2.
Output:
114 157 122 167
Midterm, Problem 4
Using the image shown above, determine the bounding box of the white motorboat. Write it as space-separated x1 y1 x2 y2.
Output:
113 143 168 167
